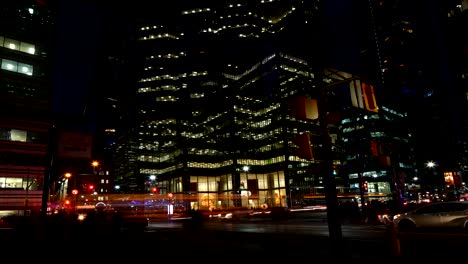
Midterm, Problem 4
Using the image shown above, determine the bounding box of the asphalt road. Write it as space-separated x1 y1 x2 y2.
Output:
2 211 467 260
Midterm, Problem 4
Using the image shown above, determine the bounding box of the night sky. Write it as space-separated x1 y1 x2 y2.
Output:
52 0 107 132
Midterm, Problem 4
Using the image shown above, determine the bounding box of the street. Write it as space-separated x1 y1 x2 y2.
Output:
2 210 467 260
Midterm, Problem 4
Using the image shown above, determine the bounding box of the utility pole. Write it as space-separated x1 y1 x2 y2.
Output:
356 153 367 216
317 78 343 256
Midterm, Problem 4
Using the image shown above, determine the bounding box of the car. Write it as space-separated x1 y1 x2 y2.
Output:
392 201 468 232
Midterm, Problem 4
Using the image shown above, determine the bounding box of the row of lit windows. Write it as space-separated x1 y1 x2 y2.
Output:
181 2 292 25
349 170 389 179
0 36 35 55
138 149 183 163
381 105 406 117
140 33 181 41
184 156 286 169
140 4 300 41
139 155 288 175
0 177 39 190
144 119 177 126
138 85 179 93
182 7 211 15
280 64 312 77
239 102 281 117
146 52 186 60
1 58 33 76
224 61 261 80
139 71 208 83
140 163 183 175
139 129 307 157
341 114 380 124
282 53 308 66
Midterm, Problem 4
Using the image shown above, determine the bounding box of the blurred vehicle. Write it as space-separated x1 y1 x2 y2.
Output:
208 212 236 222
393 201 468 232
377 212 393 226
377 199 432 226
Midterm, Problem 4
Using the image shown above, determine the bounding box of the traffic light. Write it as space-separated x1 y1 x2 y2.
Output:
88 185 94 192
332 164 339 175
152 187 158 194
362 182 368 192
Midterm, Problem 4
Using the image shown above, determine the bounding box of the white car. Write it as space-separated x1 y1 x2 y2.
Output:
393 201 468 232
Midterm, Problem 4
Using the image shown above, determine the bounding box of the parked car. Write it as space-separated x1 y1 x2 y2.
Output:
393 201 468 232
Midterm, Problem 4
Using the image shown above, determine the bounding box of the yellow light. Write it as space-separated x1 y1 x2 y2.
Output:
91 161 99 167
64 172 72 178
78 214 86 221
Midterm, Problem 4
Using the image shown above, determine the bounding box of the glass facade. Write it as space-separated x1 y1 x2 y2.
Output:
121 0 348 210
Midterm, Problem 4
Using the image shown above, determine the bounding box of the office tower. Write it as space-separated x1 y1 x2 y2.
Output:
364 0 468 199
445 1 468 192
112 0 388 211
0 0 57 215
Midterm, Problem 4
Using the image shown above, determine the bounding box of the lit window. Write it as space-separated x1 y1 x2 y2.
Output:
19 63 33 75
4 38 19 51
11 129 27 142
20 42 35 55
1 59 18 72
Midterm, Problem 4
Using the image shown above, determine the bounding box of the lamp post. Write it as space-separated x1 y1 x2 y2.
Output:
242 166 249 208
426 160 439 197
64 172 78 211
91 160 99 172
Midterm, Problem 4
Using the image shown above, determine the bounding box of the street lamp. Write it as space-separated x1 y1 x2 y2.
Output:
426 161 436 168
426 160 443 199
242 166 249 208
64 172 73 196
91 160 99 168
91 161 100 175
64 172 78 212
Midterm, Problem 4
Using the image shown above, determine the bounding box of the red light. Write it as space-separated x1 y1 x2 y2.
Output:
152 187 158 193
88 185 94 190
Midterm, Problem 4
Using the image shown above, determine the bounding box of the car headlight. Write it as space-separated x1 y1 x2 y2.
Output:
77 213 86 221
393 214 401 221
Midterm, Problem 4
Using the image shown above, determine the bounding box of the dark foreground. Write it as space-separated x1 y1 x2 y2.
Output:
1 213 467 261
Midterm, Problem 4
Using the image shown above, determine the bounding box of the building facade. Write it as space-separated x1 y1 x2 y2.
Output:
111 0 408 212
0 0 57 216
